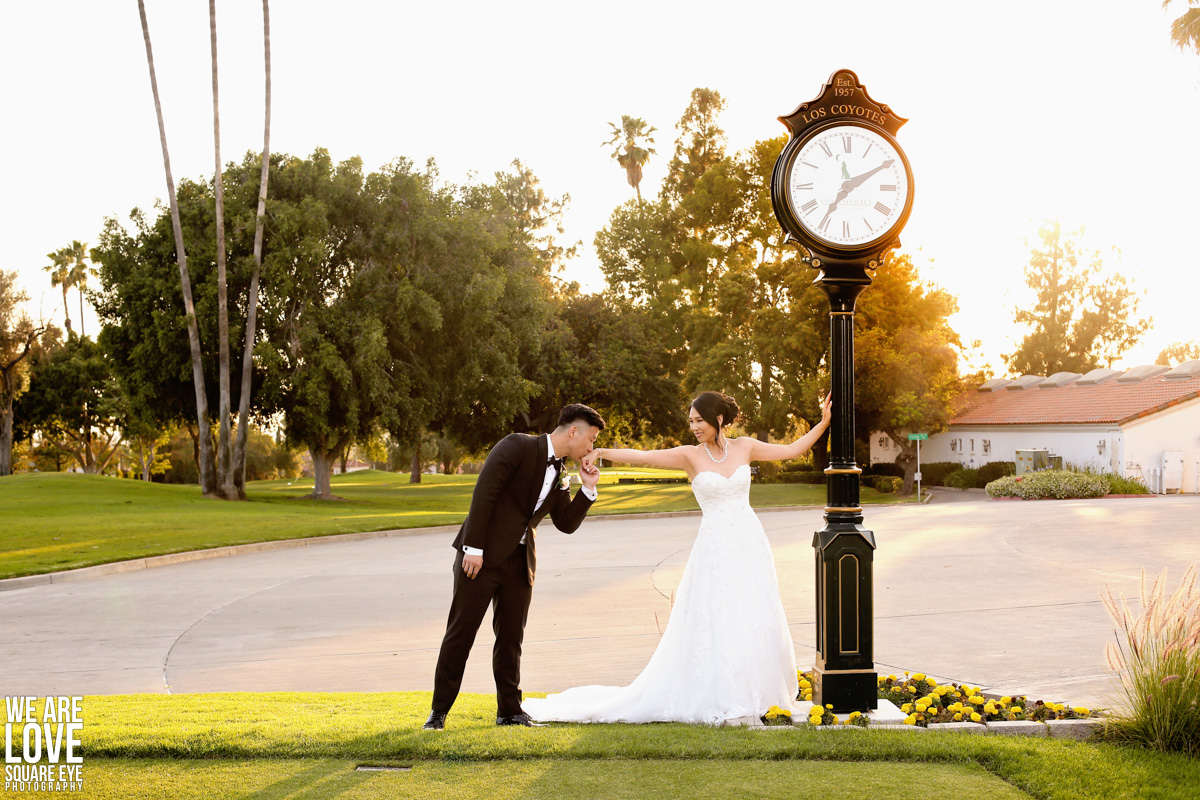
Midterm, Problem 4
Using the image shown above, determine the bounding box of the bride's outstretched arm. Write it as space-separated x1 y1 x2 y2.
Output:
585 445 690 471
744 394 832 462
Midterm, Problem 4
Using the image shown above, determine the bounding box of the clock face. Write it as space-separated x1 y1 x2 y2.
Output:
785 124 910 248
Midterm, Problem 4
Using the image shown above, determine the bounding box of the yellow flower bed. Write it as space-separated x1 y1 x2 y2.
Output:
767 670 1095 728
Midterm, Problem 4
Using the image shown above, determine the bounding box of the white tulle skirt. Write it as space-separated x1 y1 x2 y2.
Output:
525 472 799 725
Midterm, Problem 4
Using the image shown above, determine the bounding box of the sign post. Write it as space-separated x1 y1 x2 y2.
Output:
908 433 927 500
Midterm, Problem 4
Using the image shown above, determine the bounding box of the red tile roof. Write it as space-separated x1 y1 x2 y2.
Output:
951 376 1200 426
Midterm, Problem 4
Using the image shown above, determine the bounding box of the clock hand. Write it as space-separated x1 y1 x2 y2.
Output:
841 159 894 194
815 159 895 230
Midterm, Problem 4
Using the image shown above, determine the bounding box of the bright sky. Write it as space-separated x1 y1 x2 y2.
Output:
4 1 1199 377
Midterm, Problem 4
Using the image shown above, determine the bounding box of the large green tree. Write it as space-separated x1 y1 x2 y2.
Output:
1156 341 1200 365
855 253 970 494
17 336 124 475
1005 221 1150 376
596 90 829 445
1 271 52 476
518 288 686 438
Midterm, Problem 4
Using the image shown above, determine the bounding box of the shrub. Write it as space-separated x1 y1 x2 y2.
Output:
1104 473 1151 495
871 476 902 494
779 471 825 485
985 469 1108 499
865 462 905 478
944 468 982 489
1100 565 1200 755
977 461 1015 483
919 462 961 486
755 461 783 483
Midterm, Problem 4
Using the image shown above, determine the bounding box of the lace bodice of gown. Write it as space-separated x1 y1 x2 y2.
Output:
690 463 754 515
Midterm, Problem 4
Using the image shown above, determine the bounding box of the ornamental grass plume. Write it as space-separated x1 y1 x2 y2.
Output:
1100 563 1200 755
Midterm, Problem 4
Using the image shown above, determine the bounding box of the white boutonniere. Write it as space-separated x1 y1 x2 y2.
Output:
558 469 571 491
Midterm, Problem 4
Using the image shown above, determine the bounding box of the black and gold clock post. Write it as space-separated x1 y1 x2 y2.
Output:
770 69 914 712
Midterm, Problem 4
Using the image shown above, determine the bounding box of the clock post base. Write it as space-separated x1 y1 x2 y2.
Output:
812 667 878 713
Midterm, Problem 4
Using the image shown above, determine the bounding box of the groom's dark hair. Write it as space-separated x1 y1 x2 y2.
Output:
557 403 605 431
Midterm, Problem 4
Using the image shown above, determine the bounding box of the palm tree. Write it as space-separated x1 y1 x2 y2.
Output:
604 116 657 203
1164 1 1200 53
43 248 72 336
232 0 272 494
137 0 217 495
208 0 237 500
61 240 95 337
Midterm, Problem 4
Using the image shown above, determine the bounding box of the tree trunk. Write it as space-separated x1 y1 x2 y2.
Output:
232 0 271 499
410 449 421 484
62 285 72 336
78 289 85 339
812 426 830 472
209 0 236 501
339 446 349 475
890 436 918 496
186 422 200 480
0 400 13 476
310 447 333 500
138 0 217 496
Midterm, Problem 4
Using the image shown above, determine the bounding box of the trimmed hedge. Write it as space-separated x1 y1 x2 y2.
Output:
778 471 826 485
978 461 1016 483
985 469 1108 499
864 462 905 478
944 468 981 489
918 462 961 486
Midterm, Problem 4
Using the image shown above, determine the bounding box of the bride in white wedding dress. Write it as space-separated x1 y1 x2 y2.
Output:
523 391 831 725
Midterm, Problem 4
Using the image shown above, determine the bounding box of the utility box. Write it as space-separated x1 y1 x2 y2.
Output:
1161 451 1184 494
1016 449 1050 475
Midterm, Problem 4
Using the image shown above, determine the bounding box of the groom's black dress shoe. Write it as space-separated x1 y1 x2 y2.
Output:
496 712 545 727
423 710 448 730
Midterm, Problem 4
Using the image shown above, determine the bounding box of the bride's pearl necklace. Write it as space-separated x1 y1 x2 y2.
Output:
703 438 729 463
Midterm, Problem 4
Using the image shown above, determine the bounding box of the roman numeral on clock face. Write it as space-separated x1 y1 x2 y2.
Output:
874 201 892 216
842 221 850 238
800 199 818 214
879 184 896 192
818 215 832 233
818 141 833 157
863 218 874 234
842 136 852 153
794 182 813 190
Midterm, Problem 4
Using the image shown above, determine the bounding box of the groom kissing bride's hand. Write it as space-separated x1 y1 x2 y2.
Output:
425 404 605 731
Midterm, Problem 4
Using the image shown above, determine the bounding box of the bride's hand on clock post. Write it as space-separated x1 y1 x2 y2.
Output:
820 393 832 428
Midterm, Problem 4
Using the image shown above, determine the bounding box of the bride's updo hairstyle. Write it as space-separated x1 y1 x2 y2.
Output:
691 391 740 432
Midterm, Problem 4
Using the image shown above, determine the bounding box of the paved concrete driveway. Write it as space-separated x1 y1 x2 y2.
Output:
2 493 1196 710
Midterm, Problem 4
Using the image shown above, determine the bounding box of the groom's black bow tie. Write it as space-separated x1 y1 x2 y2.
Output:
547 455 565 471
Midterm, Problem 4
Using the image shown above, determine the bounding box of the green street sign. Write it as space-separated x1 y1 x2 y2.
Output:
908 433 928 441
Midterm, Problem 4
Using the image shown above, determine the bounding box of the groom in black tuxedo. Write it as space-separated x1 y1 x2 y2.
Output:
425 404 605 729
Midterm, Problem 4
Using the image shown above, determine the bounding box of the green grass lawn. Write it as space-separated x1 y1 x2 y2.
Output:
0 470 908 579
23 691 1199 799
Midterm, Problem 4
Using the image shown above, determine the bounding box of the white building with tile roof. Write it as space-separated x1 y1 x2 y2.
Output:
870 361 1200 493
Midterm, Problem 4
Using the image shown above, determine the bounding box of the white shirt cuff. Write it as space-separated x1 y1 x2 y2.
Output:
581 485 597 501
462 545 483 556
